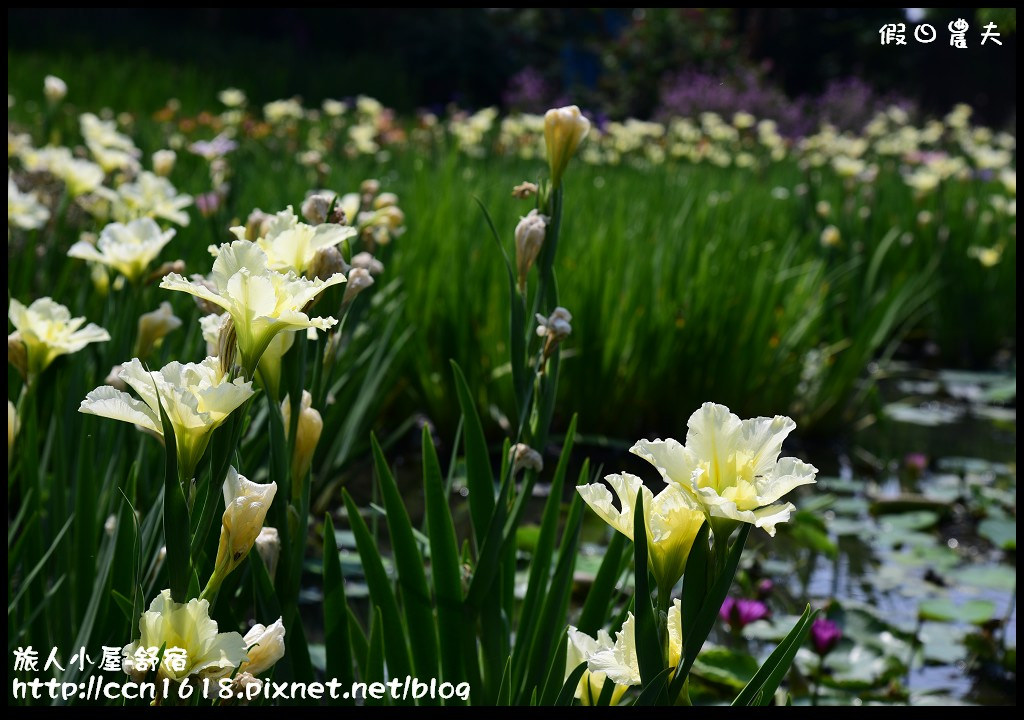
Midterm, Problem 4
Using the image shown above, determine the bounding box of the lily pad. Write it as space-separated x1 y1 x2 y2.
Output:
884 402 962 426
918 622 967 664
950 565 1016 591
978 518 1016 551
691 646 759 690
880 511 941 531
918 598 996 624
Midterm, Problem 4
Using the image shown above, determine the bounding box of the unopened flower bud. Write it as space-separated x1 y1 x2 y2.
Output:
44 75 67 104
373 192 398 209
360 178 380 196
281 391 323 491
255 527 280 580
217 316 238 376
515 210 548 293
189 275 225 315
244 209 271 241
147 259 186 285
152 149 176 177
308 245 349 282
536 306 572 365
512 181 538 199
509 443 543 475
241 618 286 676
301 194 332 225
343 267 374 304
544 105 590 188
8 399 18 461
820 225 841 248
210 467 277 583
134 301 183 359
91 262 110 296
104 363 128 391
8 334 28 381
351 251 384 276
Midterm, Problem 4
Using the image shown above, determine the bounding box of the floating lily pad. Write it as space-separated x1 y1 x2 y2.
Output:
918 598 996 624
871 494 954 516
918 622 967 664
832 497 870 516
950 565 1017 591
818 477 863 495
880 511 941 531
889 544 960 571
978 517 1016 551
937 457 1012 475
972 405 1017 423
828 517 868 536
884 402 962 426
691 646 759 690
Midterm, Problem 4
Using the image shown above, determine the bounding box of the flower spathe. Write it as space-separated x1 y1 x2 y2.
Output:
161 240 345 375
79 357 254 480
631 402 818 537
228 205 356 276
577 473 704 593
68 218 176 282
8 297 110 379
240 617 286 676
123 589 247 682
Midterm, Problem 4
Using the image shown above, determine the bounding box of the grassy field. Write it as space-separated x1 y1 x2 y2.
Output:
8 55 1016 448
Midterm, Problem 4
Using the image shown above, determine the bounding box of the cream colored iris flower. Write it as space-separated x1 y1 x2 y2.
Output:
79 357 254 479
631 402 818 538
240 617 286 676
80 112 141 173
162 240 345 375
8 297 110 378
565 625 626 706
8 177 50 230
123 589 248 681
577 473 704 592
227 205 356 275
68 218 175 281
577 602 683 698
110 171 193 226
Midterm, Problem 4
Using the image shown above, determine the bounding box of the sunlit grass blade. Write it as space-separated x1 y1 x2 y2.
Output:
342 489 413 682
322 515 354 703
371 433 439 682
732 604 817 706
421 425 464 692
632 487 662 685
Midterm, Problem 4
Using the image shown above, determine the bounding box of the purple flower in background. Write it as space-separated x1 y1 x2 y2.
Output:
502 67 552 114
720 596 770 630
189 133 238 160
195 191 223 218
904 452 928 474
756 578 775 599
810 617 842 656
